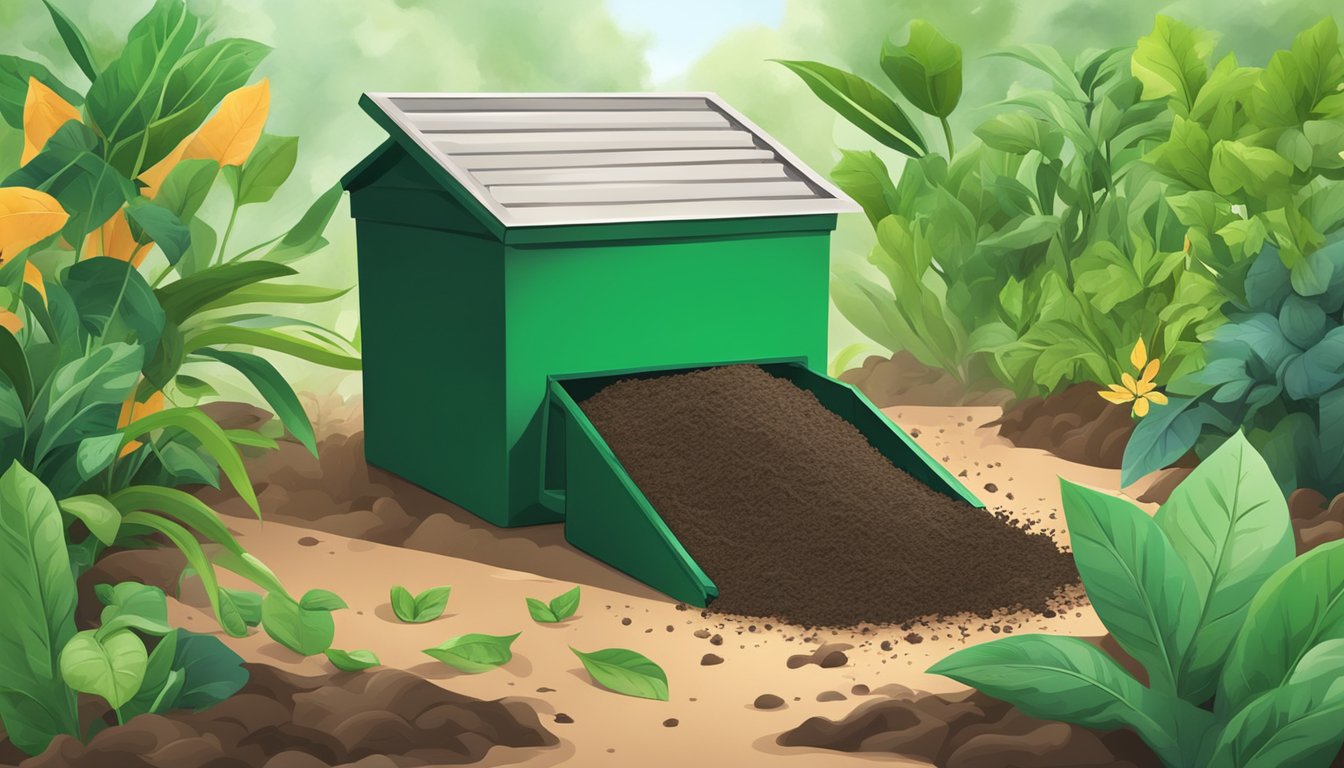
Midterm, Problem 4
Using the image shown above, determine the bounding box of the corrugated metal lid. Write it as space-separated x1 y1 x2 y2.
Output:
358 92 859 228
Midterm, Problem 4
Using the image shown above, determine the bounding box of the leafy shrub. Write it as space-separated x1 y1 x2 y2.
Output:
1121 17 1344 494
930 433 1344 767
782 19 1213 398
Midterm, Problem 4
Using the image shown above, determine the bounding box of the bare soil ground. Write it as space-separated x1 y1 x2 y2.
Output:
10 394 1187 767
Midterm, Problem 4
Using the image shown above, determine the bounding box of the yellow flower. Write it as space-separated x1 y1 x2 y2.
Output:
1098 338 1168 417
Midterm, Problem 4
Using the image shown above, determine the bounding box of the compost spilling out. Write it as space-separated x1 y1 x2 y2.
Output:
579 365 1078 628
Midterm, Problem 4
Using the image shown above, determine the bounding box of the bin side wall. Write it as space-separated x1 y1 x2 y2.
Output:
503 230 831 522
354 218 509 523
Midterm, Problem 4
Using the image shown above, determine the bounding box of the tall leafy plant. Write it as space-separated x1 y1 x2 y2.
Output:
931 433 1344 767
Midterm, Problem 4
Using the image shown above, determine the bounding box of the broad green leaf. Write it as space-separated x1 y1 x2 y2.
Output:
96 581 170 638
59 494 121 545
74 433 123 482
773 59 926 157
549 586 581 621
571 647 669 701
0 463 80 754
831 150 898 228
299 589 347 612
880 20 962 118
62 258 165 359
423 632 519 673
1121 396 1206 485
0 55 82 128
974 112 1064 157
1206 667 1344 768
29 342 143 467
1147 115 1213 189
150 159 219 229
0 328 31 410
125 199 190 266
390 585 417 622
156 261 297 325
988 44 1088 102
196 349 317 456
1155 433 1295 702
1209 140 1293 200
525 598 558 624
177 218 217 279
929 635 1207 766
1131 15 1215 112
4 122 136 242
40 0 98 82
391 585 451 623
325 648 380 672
119 408 259 517
1289 638 1344 685
978 214 1060 251
184 326 362 370
265 183 343 263
262 592 336 656
222 588 262 627
59 629 147 710
1220 540 1344 715
1060 479 1201 693
122 630 246 719
119 629 179 720
224 134 298 206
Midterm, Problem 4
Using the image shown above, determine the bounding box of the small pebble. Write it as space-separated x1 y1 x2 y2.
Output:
710 634 723 646
297 536 319 546
816 690 846 702
663 718 679 728
621 618 631 626
904 632 924 644
554 713 574 724
984 483 999 493
753 694 784 710
701 653 724 666
537 687 555 693
693 629 711 639
851 684 870 696
880 640 893 651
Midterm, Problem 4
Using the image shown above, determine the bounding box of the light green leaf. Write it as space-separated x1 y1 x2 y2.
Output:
1131 15 1216 112
1209 140 1293 199
58 629 147 710
831 150 898 228
525 598 558 624
773 59 926 157
225 134 298 206
423 633 519 673
265 184 344 262
1206 667 1344 768
96 581 170 638
325 648 379 672
184 326 362 370
195 349 317 456
59 494 121 546
974 112 1064 157
262 593 335 657
390 585 451 623
880 20 962 118
1060 479 1201 693
119 409 259 517
549 586 581 621
571 647 669 700
1147 115 1213 189
299 589 347 612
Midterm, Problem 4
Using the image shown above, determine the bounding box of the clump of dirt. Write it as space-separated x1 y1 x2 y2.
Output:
2 664 556 768
839 352 1011 408
778 686 1158 768
988 383 1136 469
1288 488 1344 554
579 365 1078 627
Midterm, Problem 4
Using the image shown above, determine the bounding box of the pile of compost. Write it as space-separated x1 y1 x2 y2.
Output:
580 365 1078 627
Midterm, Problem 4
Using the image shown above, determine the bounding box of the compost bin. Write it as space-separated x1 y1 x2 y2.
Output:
342 92 981 606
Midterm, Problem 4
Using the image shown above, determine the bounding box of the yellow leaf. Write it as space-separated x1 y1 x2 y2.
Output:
1133 397 1151 418
0 308 22 334
1147 391 1169 406
84 209 146 264
21 77 81 165
185 79 270 167
1099 389 1135 405
1130 338 1148 371
1139 357 1161 386
117 390 165 457
23 261 46 303
138 133 192 199
1121 372 1140 394
0 186 69 261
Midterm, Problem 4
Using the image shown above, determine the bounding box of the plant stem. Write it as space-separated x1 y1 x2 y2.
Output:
114 707 124 727
940 117 955 157
216 203 240 265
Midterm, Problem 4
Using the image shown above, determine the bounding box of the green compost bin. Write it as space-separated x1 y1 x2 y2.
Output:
343 92 982 605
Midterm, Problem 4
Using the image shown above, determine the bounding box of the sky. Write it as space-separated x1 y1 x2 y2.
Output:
607 0 784 83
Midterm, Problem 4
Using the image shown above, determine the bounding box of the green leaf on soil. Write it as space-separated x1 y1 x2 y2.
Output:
391 585 451 623
570 647 669 701
528 586 580 623
423 632 519 673
325 648 380 672
261 592 335 657
299 589 347 612
59 628 148 710
96 581 171 638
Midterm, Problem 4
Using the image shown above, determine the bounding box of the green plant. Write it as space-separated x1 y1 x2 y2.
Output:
261 589 348 657
423 633 521 674
930 433 1344 767
526 585 580 624
390 584 453 624
324 648 380 672
570 647 669 701
782 19 1212 399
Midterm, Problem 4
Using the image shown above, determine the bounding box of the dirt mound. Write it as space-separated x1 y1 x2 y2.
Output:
779 686 1158 767
1288 488 1344 554
579 365 1078 627
989 384 1135 468
839 352 1011 408
4 664 556 768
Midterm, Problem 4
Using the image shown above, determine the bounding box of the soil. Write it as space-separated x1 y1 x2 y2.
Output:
1287 488 1344 554
578 365 1079 627
839 352 1011 408
1 664 556 768
988 383 1137 469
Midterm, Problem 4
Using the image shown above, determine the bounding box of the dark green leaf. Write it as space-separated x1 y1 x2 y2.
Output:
1060 479 1201 693
155 261 297 325
1207 662 1344 767
118 409 259 517
126 199 190 266
3 122 136 243
74 434 123 482
773 59 926 157
0 328 32 410
41 1 99 82
325 648 380 672
28 342 142 467
62 258 165 360
127 630 247 715
0 55 82 128
423 633 519 673
195 349 317 456
571 646 669 700
0 462 80 754
184 326 362 370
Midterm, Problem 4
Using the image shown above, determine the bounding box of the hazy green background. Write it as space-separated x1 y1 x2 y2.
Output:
3 0 1343 393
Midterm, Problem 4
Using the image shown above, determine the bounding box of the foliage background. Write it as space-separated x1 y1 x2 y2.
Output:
6 0 1341 392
